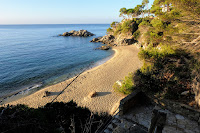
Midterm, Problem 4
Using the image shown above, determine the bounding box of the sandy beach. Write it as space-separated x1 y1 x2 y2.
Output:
5 45 142 113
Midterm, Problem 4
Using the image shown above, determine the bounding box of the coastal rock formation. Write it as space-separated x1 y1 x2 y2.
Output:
60 30 94 37
90 34 136 46
95 45 110 50
90 35 115 45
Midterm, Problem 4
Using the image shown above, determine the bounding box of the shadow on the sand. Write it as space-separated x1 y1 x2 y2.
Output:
97 92 111 97
49 91 63 96
43 91 63 98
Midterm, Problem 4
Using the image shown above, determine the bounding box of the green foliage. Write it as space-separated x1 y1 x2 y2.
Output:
138 45 175 61
128 0 200 103
119 0 150 19
127 9 135 18
114 24 122 36
106 27 113 34
142 0 149 6
140 62 153 74
136 45 196 99
139 20 151 26
121 20 133 33
151 0 200 17
169 0 200 17
111 18 144 36
119 7 128 18
113 73 135 95
110 21 119 28
133 30 140 40
144 28 163 45
151 18 167 31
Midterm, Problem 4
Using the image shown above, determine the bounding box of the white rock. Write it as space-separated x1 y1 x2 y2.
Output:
116 80 123 87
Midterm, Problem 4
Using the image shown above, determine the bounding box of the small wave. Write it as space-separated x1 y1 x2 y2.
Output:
0 83 43 105
18 83 43 95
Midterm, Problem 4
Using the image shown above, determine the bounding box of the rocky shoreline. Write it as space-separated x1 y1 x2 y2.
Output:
59 30 137 50
59 30 94 37
90 34 137 50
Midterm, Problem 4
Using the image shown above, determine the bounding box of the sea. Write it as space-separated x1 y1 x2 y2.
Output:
0 24 113 103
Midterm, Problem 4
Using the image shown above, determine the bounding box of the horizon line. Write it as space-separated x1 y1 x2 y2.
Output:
0 23 111 25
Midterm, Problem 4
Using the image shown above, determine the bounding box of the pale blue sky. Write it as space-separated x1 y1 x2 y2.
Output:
0 0 154 24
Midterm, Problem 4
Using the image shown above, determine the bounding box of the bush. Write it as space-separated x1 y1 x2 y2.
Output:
121 20 133 34
114 24 122 36
133 30 140 40
106 27 113 34
110 21 119 28
138 45 175 61
139 20 151 26
113 73 135 95
151 18 167 31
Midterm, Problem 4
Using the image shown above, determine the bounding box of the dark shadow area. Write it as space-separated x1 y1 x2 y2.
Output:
97 92 112 97
135 48 197 102
0 101 110 133
48 91 62 96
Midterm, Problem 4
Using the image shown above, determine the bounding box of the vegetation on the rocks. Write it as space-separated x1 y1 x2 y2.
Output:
106 0 151 38
0 101 109 133
112 0 200 107
137 46 197 99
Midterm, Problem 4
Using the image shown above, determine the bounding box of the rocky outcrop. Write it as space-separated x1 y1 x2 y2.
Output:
90 34 136 46
90 35 115 45
60 30 94 37
95 46 110 50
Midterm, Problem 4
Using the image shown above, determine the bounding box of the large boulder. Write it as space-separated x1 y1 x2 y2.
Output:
60 30 94 37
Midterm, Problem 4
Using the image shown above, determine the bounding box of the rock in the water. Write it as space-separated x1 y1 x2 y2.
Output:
60 30 94 37
69 30 76 34
62 32 73 36
95 46 110 50
62 32 68 36
90 37 101 42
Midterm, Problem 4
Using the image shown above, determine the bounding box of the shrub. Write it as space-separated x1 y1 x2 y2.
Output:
151 18 166 31
110 21 119 28
138 45 175 61
106 27 113 34
113 73 135 95
133 30 140 40
114 24 122 36
121 20 133 34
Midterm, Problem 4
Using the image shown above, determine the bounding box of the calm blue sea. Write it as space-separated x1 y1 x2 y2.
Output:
0 24 113 100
